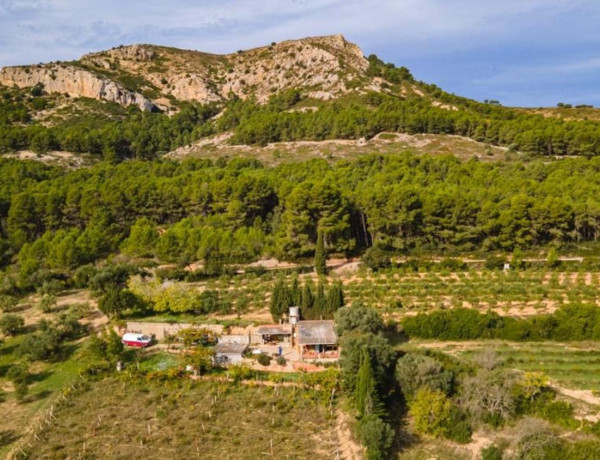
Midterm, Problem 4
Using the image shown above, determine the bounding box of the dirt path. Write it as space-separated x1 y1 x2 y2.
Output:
335 409 364 460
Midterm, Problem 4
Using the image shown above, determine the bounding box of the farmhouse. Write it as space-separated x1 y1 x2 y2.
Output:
296 320 338 361
214 335 250 365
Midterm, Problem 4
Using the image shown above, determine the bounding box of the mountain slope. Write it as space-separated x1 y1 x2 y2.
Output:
2 34 600 161
0 35 375 112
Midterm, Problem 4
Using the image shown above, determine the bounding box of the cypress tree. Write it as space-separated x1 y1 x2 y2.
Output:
301 282 314 318
291 277 301 306
326 282 344 317
270 278 292 321
355 347 380 417
314 228 327 275
314 281 326 319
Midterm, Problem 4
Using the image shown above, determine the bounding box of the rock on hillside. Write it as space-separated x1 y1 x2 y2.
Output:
0 61 156 111
0 35 371 111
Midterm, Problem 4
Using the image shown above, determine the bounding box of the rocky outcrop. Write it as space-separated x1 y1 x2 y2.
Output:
0 35 372 110
0 64 155 111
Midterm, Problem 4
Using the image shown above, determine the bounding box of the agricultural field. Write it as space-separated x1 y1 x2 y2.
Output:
19 377 337 459
409 340 600 392
144 266 600 321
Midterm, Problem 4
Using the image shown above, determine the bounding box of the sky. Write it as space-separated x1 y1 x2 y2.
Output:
1 0 599 107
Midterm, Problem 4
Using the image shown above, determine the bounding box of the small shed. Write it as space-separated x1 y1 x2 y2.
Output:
296 320 338 361
256 324 292 345
214 335 249 365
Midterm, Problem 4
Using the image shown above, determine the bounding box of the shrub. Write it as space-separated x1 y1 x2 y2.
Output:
409 387 454 438
7 362 29 385
362 247 391 271
438 258 467 271
395 353 454 401
445 409 472 444
14 383 29 403
0 313 25 336
39 294 57 313
229 364 254 382
0 295 18 312
276 356 286 366
257 353 271 366
481 445 503 460
357 414 394 460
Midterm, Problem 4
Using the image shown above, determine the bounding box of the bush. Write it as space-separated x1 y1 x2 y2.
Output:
39 294 57 313
481 445 503 460
18 330 60 360
438 257 467 271
362 247 391 271
357 414 394 460
276 356 286 366
445 409 472 444
0 313 25 336
229 364 254 382
7 362 29 385
14 382 28 403
0 295 18 312
257 353 271 366
485 256 506 270
395 352 454 401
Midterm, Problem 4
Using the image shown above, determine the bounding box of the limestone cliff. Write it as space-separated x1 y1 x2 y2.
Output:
0 35 371 111
0 63 155 111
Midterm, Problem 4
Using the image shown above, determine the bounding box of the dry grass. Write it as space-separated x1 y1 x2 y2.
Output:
167 132 511 166
25 377 336 459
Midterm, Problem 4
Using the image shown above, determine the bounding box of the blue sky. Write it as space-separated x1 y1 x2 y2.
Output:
1 0 599 107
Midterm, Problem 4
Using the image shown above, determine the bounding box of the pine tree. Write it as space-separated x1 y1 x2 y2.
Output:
355 347 381 417
314 228 327 275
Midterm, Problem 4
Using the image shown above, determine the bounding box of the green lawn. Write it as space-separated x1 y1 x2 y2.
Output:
0 337 91 457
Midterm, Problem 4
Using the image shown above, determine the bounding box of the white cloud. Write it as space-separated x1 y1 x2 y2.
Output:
0 0 599 106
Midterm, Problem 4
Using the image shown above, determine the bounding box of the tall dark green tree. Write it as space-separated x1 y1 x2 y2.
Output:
314 227 327 275
326 282 344 317
269 278 292 321
355 347 381 417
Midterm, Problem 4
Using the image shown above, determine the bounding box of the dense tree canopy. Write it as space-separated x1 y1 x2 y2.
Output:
2 152 600 288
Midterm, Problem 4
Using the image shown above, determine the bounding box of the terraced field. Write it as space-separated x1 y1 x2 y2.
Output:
159 268 600 321
412 340 600 391
21 377 336 459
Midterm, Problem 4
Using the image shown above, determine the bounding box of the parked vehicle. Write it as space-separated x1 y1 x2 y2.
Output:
122 333 153 348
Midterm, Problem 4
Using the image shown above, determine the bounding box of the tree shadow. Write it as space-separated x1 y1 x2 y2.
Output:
9 303 31 313
27 389 52 402
52 304 71 313
0 430 20 448
0 364 10 379
383 323 409 346
29 369 53 384
0 342 18 357
49 343 78 363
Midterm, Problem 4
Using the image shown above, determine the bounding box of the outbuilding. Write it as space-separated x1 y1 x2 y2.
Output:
256 324 292 345
214 335 250 365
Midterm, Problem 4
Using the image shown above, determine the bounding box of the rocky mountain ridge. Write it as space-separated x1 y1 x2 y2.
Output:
0 35 373 112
